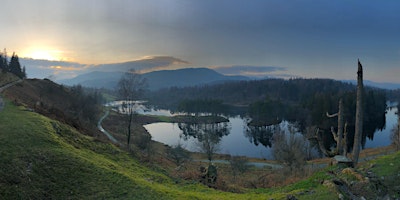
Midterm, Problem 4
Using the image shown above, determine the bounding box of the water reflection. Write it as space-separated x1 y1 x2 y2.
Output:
244 124 275 148
365 107 398 148
140 103 398 159
178 123 230 160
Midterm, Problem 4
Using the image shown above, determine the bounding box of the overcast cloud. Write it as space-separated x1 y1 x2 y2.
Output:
2 0 400 83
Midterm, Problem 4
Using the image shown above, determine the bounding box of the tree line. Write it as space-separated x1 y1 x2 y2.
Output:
0 49 26 79
177 99 229 116
146 78 356 108
147 77 387 155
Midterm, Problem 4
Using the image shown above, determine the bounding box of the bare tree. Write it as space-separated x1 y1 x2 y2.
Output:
272 125 307 173
391 117 400 151
117 69 147 148
180 122 228 163
322 98 349 156
197 130 221 163
352 60 364 165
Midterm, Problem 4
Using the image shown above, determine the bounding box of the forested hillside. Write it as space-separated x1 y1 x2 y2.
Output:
147 78 356 107
147 78 387 152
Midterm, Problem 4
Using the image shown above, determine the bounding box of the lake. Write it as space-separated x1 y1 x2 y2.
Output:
144 107 397 159
107 101 398 159
142 105 397 159
364 106 398 148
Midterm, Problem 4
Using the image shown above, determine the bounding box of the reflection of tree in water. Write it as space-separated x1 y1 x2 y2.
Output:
244 121 301 148
178 123 230 141
178 122 230 161
324 110 386 152
362 111 386 148
244 124 276 148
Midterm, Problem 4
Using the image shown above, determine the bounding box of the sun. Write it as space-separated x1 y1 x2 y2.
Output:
22 48 65 61
30 50 58 61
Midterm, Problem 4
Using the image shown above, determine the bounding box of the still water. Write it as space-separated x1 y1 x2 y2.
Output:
364 106 398 148
143 106 398 159
105 101 398 159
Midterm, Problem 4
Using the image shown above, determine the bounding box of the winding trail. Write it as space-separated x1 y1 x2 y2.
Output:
97 110 120 144
0 79 23 111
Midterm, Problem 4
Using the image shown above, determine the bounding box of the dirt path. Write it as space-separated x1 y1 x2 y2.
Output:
97 110 120 144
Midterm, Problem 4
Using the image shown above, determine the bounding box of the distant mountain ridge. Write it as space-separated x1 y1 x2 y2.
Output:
58 68 249 90
342 80 400 90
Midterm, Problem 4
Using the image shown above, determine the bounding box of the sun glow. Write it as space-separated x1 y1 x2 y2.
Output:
22 48 65 61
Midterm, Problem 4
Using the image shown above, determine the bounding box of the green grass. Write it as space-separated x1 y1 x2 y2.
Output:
367 151 400 177
0 100 266 199
2 99 398 199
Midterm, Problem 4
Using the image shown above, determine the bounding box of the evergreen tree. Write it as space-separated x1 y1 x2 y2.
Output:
0 53 7 72
8 52 25 78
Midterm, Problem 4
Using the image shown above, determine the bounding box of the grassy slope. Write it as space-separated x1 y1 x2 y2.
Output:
0 72 19 87
0 101 265 199
2 99 398 199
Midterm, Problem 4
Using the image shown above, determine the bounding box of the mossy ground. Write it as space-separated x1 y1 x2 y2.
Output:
1 99 398 199
0 100 289 199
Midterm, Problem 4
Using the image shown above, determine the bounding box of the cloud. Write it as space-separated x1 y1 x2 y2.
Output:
90 56 191 73
210 65 287 78
20 56 191 80
20 58 87 79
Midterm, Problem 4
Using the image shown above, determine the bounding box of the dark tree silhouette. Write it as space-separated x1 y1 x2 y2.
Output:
9 53 25 78
117 69 147 148
0 50 26 78
352 60 364 166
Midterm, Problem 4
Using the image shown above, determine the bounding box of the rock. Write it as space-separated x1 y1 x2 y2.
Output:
341 167 364 181
323 180 337 190
338 193 344 200
286 194 297 200
332 155 353 167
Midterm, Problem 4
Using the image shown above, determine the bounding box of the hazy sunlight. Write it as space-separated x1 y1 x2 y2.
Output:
23 48 64 61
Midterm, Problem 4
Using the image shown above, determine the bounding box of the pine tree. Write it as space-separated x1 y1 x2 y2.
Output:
0 50 7 73
8 52 25 78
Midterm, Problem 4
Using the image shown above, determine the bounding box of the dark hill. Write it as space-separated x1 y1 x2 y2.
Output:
59 71 123 89
143 68 248 90
58 68 249 90
3 79 101 135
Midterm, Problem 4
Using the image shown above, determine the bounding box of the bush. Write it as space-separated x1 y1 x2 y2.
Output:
391 120 400 150
272 126 307 174
229 156 250 179
166 143 191 167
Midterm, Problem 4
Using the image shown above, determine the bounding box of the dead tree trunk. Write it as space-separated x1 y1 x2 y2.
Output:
352 59 364 166
326 98 345 155
343 122 348 156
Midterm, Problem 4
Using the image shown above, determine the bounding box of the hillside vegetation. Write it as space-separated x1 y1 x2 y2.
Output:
1 79 399 199
0 72 19 87
0 99 340 199
0 100 229 199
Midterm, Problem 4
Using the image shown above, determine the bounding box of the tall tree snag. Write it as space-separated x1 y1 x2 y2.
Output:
326 98 345 155
352 59 364 165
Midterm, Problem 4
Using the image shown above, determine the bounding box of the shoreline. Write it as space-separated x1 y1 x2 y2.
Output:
101 110 397 168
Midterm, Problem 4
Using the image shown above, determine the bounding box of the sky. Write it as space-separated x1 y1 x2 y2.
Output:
1 0 400 82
